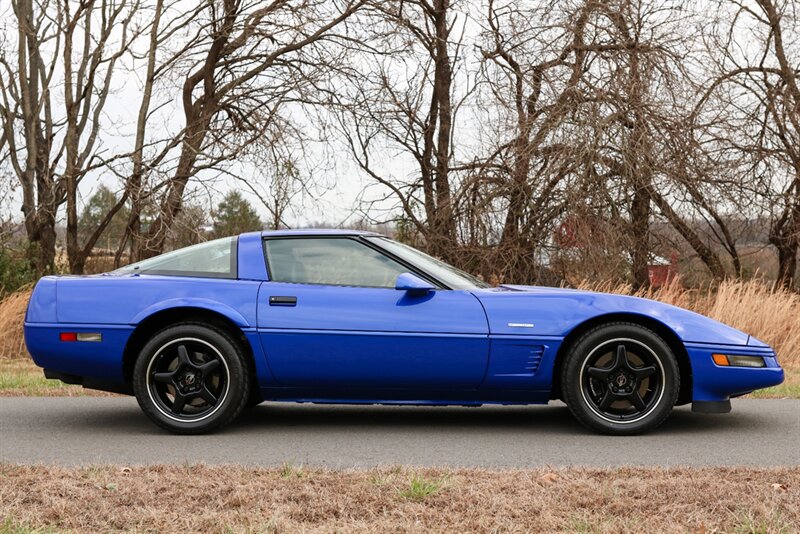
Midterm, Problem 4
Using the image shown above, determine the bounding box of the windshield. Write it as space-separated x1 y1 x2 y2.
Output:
112 237 237 278
367 237 491 290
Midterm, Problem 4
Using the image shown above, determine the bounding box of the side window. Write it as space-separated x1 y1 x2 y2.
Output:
115 237 237 278
264 238 410 288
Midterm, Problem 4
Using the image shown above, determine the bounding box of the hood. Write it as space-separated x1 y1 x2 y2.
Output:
471 285 752 346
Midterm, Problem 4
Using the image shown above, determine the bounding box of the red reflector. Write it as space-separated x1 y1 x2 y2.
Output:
60 332 78 342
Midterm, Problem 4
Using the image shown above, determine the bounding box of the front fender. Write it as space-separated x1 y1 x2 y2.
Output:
473 286 749 346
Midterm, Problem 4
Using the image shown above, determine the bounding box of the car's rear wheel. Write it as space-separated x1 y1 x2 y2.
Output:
561 322 680 435
133 323 250 434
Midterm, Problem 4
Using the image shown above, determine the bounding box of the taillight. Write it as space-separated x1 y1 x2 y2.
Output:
59 332 101 342
60 332 77 342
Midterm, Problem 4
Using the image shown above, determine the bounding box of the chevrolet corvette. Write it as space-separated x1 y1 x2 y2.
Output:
24 230 784 434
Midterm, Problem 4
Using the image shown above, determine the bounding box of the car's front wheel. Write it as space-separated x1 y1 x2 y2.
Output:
133 322 251 434
561 322 680 435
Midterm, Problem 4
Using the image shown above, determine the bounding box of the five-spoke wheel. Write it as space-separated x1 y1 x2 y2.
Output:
581 340 663 423
133 323 251 434
146 338 229 421
562 323 679 435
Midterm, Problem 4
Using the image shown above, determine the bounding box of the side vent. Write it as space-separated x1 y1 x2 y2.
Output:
492 342 546 378
526 345 545 375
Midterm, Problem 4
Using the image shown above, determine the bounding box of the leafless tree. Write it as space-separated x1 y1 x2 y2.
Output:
332 0 466 260
0 0 142 273
0 0 796 289
472 0 605 282
132 0 365 259
472 0 710 285
695 0 800 287
236 138 306 230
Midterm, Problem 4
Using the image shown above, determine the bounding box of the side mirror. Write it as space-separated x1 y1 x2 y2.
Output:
395 272 435 294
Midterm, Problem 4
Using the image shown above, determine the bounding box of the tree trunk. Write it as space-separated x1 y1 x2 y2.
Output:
770 198 799 288
429 0 456 259
649 185 726 281
630 187 651 289
774 243 797 289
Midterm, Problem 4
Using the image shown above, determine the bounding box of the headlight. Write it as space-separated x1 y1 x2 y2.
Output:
712 354 766 368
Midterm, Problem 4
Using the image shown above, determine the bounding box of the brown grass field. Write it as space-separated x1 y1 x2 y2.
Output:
0 465 798 533
0 288 29 362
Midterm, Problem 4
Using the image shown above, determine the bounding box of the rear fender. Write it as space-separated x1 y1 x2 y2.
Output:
131 298 250 327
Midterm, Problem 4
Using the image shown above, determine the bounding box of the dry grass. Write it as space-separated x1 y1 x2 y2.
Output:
0 465 797 533
0 287 30 360
0 359 113 397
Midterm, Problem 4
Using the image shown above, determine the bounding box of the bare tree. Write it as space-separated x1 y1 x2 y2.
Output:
697 0 800 287
236 137 306 230
0 0 142 273
472 0 600 282
332 0 465 260
0 0 795 290
132 0 365 259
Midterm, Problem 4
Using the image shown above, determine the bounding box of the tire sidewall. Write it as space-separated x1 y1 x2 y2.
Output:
133 323 249 434
562 323 680 435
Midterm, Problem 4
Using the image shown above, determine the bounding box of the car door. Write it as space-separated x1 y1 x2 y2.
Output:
257 236 490 390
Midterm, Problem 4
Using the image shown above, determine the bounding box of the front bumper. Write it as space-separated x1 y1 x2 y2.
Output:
686 343 784 403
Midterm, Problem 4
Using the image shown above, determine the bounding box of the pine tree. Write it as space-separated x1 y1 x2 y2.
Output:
212 191 263 238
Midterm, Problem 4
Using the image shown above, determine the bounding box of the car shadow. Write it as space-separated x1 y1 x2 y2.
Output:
34 398 779 438
226 401 769 437
237 403 584 432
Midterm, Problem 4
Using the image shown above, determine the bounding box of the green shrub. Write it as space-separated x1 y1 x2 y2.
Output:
0 247 35 296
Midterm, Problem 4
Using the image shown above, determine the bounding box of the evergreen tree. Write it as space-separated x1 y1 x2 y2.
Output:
79 185 129 250
212 191 263 237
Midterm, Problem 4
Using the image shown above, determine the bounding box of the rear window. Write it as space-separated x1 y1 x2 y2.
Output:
114 237 237 279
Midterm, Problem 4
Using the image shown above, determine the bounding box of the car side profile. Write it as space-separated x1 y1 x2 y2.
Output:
24 230 784 435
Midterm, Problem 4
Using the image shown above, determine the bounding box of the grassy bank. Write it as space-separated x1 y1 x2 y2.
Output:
0 465 797 533
0 359 113 397
1 279 799 397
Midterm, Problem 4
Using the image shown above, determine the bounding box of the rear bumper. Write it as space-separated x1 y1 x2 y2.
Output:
43 369 133 395
686 343 784 403
24 322 133 386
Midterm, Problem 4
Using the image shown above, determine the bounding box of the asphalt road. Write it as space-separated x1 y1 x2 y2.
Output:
1 397 798 467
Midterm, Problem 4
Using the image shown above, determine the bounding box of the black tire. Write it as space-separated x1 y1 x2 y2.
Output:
133 322 251 434
561 322 680 435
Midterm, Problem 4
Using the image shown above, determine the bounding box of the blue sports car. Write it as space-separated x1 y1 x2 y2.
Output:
24 230 784 435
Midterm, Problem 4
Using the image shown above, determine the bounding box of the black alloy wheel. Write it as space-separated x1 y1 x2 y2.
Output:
580 340 662 422
133 322 251 434
561 322 680 435
146 338 228 420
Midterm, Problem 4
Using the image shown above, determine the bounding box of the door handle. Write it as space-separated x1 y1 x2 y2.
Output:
269 295 297 306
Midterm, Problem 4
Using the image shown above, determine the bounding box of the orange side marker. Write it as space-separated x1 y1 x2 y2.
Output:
712 353 729 366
